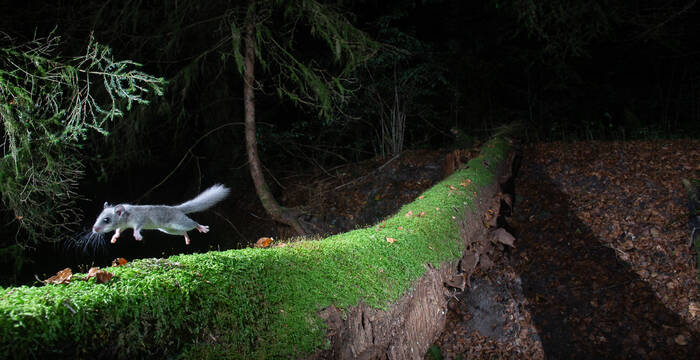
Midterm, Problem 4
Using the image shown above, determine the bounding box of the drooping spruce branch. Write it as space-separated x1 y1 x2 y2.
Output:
0 31 165 245
227 0 379 122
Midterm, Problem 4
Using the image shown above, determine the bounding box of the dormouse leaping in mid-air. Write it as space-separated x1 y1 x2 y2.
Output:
92 184 230 245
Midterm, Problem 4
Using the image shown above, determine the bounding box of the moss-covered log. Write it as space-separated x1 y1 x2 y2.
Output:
0 137 513 359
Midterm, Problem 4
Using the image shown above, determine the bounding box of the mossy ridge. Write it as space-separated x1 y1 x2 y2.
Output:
0 137 510 359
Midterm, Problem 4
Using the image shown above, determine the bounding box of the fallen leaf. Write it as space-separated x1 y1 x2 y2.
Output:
405 210 414 218
45 268 72 285
255 237 274 248
619 240 634 251
649 227 661 238
616 249 631 262
689 302 700 318
674 334 688 346
386 237 397 243
112 257 128 266
417 211 426 217
87 267 100 277
85 267 115 284
418 195 425 200
97 270 114 284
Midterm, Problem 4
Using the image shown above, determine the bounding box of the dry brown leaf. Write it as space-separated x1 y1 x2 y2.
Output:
619 240 634 251
45 268 72 285
87 267 100 277
85 267 115 284
255 237 274 248
405 210 414 218
689 302 700 318
386 237 397 243
112 257 128 267
674 334 688 346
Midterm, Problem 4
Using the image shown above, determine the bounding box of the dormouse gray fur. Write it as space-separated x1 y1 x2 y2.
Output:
92 184 230 245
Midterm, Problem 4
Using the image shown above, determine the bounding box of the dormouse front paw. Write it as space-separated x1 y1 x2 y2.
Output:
110 228 122 243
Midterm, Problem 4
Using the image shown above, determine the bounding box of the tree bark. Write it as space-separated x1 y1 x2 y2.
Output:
243 0 307 235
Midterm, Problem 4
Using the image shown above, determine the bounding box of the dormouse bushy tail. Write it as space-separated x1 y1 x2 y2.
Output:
175 184 230 213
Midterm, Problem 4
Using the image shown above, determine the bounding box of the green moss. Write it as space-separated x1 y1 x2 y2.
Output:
0 137 511 359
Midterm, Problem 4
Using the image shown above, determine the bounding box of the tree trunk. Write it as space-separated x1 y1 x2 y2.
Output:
243 0 307 235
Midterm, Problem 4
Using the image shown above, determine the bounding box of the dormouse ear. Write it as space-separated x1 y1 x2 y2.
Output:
114 205 126 216
103 202 110 209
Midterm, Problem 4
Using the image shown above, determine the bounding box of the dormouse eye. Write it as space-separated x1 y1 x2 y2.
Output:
102 217 111 224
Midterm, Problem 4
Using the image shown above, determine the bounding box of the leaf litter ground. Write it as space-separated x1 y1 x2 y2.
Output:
430 139 700 359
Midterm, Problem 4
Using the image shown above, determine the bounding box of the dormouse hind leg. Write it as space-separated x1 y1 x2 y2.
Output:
133 228 143 241
182 225 207 245
110 228 122 244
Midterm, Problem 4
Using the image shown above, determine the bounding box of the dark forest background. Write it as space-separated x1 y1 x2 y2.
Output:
1 0 699 285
